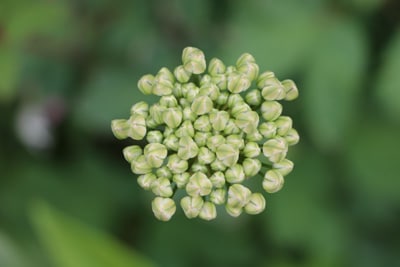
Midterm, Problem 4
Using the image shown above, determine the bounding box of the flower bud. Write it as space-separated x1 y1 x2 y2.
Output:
242 142 261 158
127 114 147 140
216 91 229 106
245 130 263 142
227 72 251 93
173 172 190 188
282 79 299 101
226 65 236 74
244 193 266 215
182 47 206 74
175 120 195 138
149 104 166 124
237 62 259 81
206 135 225 152
199 83 220 101
130 101 149 117
236 53 256 66
153 68 174 96
209 110 230 132
186 172 213 197
123 145 142 162
191 96 213 115
200 74 212 86
261 101 282 121
194 115 212 132
273 158 294 176
242 158 262 178
144 143 168 168
285 128 300 146
180 196 204 218
194 131 211 147
137 74 154 95
234 111 259 134
223 119 241 135
208 58 226 75
216 144 239 167
174 65 191 83
159 95 178 108
183 106 197 122
137 173 157 190
227 93 244 108
262 137 288 163
230 102 251 118
146 130 163 143
151 197 176 221
146 117 158 129
151 177 173 197
259 122 277 139
198 147 216 165
172 83 183 98
263 170 284 193
191 162 208 173
245 89 262 106
210 159 227 172
227 184 252 208
163 107 183 129
163 134 179 151
211 74 227 90
131 155 152 174
199 202 217 221
209 171 225 188
178 136 199 160
225 204 243 217
164 127 174 137
156 166 172 179
185 87 200 103
226 134 245 150
275 116 292 136
225 164 245 183
210 188 226 205
257 71 275 88
111 119 130 140
261 78 285 101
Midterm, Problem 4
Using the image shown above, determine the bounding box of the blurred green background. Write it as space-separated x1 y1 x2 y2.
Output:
1 0 400 266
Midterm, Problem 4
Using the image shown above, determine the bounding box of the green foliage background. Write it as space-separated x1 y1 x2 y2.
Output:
1 0 400 266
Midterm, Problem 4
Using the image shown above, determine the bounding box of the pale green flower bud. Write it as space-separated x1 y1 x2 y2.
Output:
210 188 226 205
123 145 142 162
131 155 152 174
226 65 236 74
244 193 266 215
216 91 229 106
236 53 256 66
137 74 154 95
210 159 227 172
153 68 174 96
208 58 226 75
178 136 199 160
163 107 183 129
191 96 213 115
257 71 275 88
273 158 294 176
199 202 217 221
146 130 163 143
245 89 262 106
200 74 212 86
175 120 195 138
156 166 172 179
225 164 245 183
211 74 227 90
163 134 179 151
209 171 225 188
185 86 200 103
206 135 225 152
216 144 239 167
194 115 212 132
130 101 149 117
261 101 282 121
149 104 166 124
227 93 244 109
263 170 284 193
259 122 277 139
223 119 241 135
151 197 176 221
182 47 206 74
146 117 158 129
174 65 191 83
237 62 259 81
186 172 213 197
173 172 190 188
137 173 157 190
199 83 220 101
285 128 300 146
262 137 288 163
226 134 245 150
209 110 230 132
230 102 251 118
191 162 208 173
282 79 299 101
180 196 204 219
261 78 285 101
159 95 178 108
182 82 198 97
111 119 130 140
225 204 243 217
194 131 211 147
163 127 174 137
242 142 261 158
144 143 168 168
242 158 262 177
183 106 197 122
172 83 183 98
245 130 263 142
227 184 252 208
127 114 147 140
275 116 293 136
234 111 259 134
198 147 216 165
227 72 251 93
151 177 173 197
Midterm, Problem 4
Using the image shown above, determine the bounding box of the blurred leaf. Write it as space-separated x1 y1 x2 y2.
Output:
0 232 27 267
31 202 155 267
375 29 400 123
0 49 19 102
341 0 384 13
302 17 367 150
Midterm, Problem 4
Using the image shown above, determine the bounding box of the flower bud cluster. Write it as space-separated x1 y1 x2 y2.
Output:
111 47 299 221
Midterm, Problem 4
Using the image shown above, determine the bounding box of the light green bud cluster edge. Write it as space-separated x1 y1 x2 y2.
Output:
111 47 299 221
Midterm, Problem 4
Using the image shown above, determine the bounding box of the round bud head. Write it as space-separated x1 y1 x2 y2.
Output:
234 111 259 134
236 53 256 66
208 58 226 75
244 193 266 215
151 177 173 197
275 116 293 136
210 188 227 205
216 91 229 106
282 79 299 101
191 162 208 173
227 72 251 93
149 104 166 125
227 184 252 208
178 136 199 160
216 144 239 167
285 128 300 146
151 197 176 221
194 115 212 132
210 159 227 172
209 171 226 188
186 172 213 197
123 145 142 163
207 135 225 152
156 166 172 179
180 196 204 219
227 93 244 109
144 143 168 168
175 120 195 138
225 204 243 217
183 106 197 122
167 154 189 174
130 101 149 117
257 71 275 88
173 172 190 188
245 89 262 106
194 131 211 147
137 74 155 95
163 134 179 151
159 95 178 108
261 78 286 101
131 155 152 174
191 96 213 116
262 137 288 163
146 130 163 144
198 147 216 165
261 101 282 121
226 135 245 150
182 47 206 74
237 62 259 81
263 170 284 193
273 158 294 176
246 130 263 142
212 74 227 90
199 202 217 221
224 119 241 135
225 164 245 183
259 122 277 139
127 114 147 140
242 142 261 158
242 158 262 178
209 110 230 132
111 119 130 140
174 65 191 83
137 173 157 190
230 102 251 118
163 107 183 129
